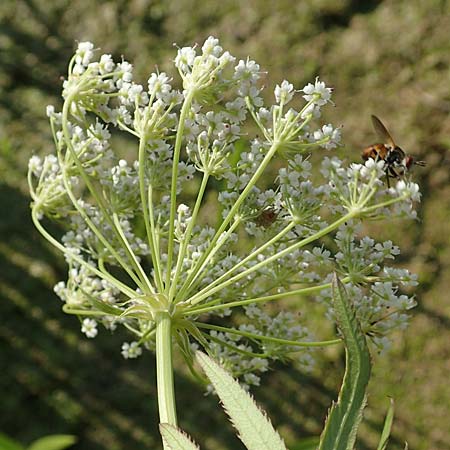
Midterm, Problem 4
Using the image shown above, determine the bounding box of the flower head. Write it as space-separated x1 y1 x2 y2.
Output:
302 77 333 106
29 37 421 388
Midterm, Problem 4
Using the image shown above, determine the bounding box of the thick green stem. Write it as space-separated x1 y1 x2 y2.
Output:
155 311 177 428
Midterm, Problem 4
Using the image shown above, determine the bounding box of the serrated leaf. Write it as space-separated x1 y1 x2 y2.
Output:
377 398 395 450
27 435 76 450
159 423 200 450
196 351 287 450
0 433 25 450
318 273 372 450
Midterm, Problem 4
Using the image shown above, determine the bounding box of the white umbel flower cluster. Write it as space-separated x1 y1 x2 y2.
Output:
28 37 421 387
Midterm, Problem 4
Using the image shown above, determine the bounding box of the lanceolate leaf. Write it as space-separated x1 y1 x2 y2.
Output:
318 273 372 450
377 398 395 450
159 423 200 450
196 351 287 450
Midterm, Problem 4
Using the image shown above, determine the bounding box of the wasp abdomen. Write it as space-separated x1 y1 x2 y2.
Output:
362 144 389 162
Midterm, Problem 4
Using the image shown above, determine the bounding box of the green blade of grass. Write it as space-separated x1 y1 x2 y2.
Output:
377 398 395 450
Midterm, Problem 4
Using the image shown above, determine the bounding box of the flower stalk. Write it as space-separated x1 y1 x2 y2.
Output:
155 310 178 427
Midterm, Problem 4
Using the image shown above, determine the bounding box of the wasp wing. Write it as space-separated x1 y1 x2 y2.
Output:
371 115 396 148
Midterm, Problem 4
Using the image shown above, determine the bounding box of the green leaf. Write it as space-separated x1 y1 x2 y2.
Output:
196 351 287 450
290 436 320 450
0 433 25 450
159 423 200 450
377 398 395 450
318 273 372 450
175 329 208 385
120 304 153 319
27 435 76 450
82 289 124 316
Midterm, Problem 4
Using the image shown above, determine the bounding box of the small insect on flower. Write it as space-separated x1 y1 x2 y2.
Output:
255 206 279 228
362 115 426 187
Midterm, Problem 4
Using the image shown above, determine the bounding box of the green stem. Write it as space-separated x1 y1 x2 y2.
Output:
186 221 296 306
155 311 177 427
112 213 154 293
32 208 135 298
138 132 164 293
206 331 272 358
362 194 409 214
175 216 242 302
194 322 342 348
62 306 106 316
61 93 152 293
188 211 356 307
169 170 210 302
184 279 349 315
165 90 195 293
148 185 164 291
177 141 280 299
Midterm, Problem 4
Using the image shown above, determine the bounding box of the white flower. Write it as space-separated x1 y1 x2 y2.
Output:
46 105 55 118
393 180 418 198
148 72 172 99
177 203 190 214
201 36 222 57
116 61 133 84
98 54 115 74
234 58 260 83
274 80 294 104
312 124 341 149
75 42 94 67
30 36 422 388
121 342 142 359
81 318 98 338
218 51 235 66
359 158 385 179
175 46 196 73
28 155 43 176
300 102 321 119
302 77 332 106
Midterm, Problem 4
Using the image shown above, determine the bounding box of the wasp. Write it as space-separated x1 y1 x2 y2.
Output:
362 115 425 187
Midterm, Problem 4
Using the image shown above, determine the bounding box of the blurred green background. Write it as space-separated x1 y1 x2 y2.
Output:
1 0 449 449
